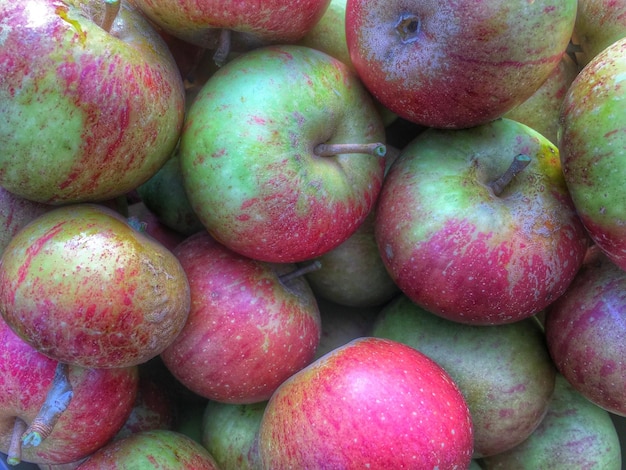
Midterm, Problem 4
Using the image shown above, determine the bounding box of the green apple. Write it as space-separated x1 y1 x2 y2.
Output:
574 0 626 67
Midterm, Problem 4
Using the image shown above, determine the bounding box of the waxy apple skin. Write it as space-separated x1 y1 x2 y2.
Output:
545 252 626 417
375 119 589 325
0 204 191 369
180 45 385 263
258 337 473 469
559 38 626 271
0 318 138 466
0 0 185 204
346 0 576 129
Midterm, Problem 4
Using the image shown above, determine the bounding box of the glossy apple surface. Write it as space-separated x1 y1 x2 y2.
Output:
0 204 191 369
375 118 589 324
559 37 626 271
180 45 386 263
257 337 473 469
0 0 185 204
345 0 576 129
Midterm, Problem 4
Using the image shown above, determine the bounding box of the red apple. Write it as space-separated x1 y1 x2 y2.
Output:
0 0 185 204
160 231 322 404
257 337 473 468
0 317 138 466
345 0 577 129
375 118 589 324
0 204 191 369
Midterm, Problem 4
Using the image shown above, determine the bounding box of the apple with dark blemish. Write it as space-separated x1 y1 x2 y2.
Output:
257 337 474 468
375 118 589 325
0 203 191 369
0 0 185 204
180 44 386 264
160 231 321 404
545 248 626 417
0 316 138 467
345 0 577 129
559 37 626 271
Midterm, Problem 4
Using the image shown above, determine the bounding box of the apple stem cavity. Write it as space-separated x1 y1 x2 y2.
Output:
396 14 421 43
213 28 232 67
100 0 121 33
21 363 74 449
279 260 322 284
7 417 27 465
314 142 386 158
489 154 532 197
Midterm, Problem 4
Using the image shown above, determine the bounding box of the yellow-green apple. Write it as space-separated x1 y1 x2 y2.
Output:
0 317 138 466
375 118 589 325
257 337 473 468
76 429 219 469
573 0 626 67
545 249 626 416
0 204 191 369
371 295 556 458
504 54 579 145
0 0 185 204
179 45 386 263
559 37 626 271
160 231 321 404
479 374 622 470
345 0 577 129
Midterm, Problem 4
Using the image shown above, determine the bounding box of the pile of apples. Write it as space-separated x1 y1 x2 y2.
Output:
1 0 626 467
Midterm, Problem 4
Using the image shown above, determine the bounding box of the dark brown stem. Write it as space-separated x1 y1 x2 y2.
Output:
100 0 121 33
213 28 232 67
22 363 73 448
314 142 386 158
489 154 531 197
279 260 322 284
7 417 27 465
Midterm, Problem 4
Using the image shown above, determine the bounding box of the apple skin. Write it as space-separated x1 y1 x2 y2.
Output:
126 201 188 253
345 0 576 129
573 0 626 67
76 429 219 469
0 204 191 369
131 0 330 49
371 295 556 458
559 38 626 271
180 44 386 263
0 0 185 204
0 317 138 466
0 187 51 257
257 337 473 469
160 231 321 404
479 374 622 470
375 118 589 325
545 250 626 417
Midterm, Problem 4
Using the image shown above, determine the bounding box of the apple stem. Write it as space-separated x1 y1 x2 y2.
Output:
127 216 148 233
100 0 121 33
213 28 232 67
7 417 27 465
314 142 386 158
279 260 322 284
21 363 73 449
489 154 531 196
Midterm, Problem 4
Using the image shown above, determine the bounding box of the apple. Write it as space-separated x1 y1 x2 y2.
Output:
126 201 187 252
160 231 322 404
559 37 626 271
375 118 589 325
0 0 185 204
0 203 191 369
479 373 622 469
0 187 51 257
201 400 266 470
179 44 386 263
504 53 579 145
573 0 626 67
257 337 473 469
545 249 626 416
345 0 577 129
0 316 138 466
371 294 557 458
76 429 219 469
